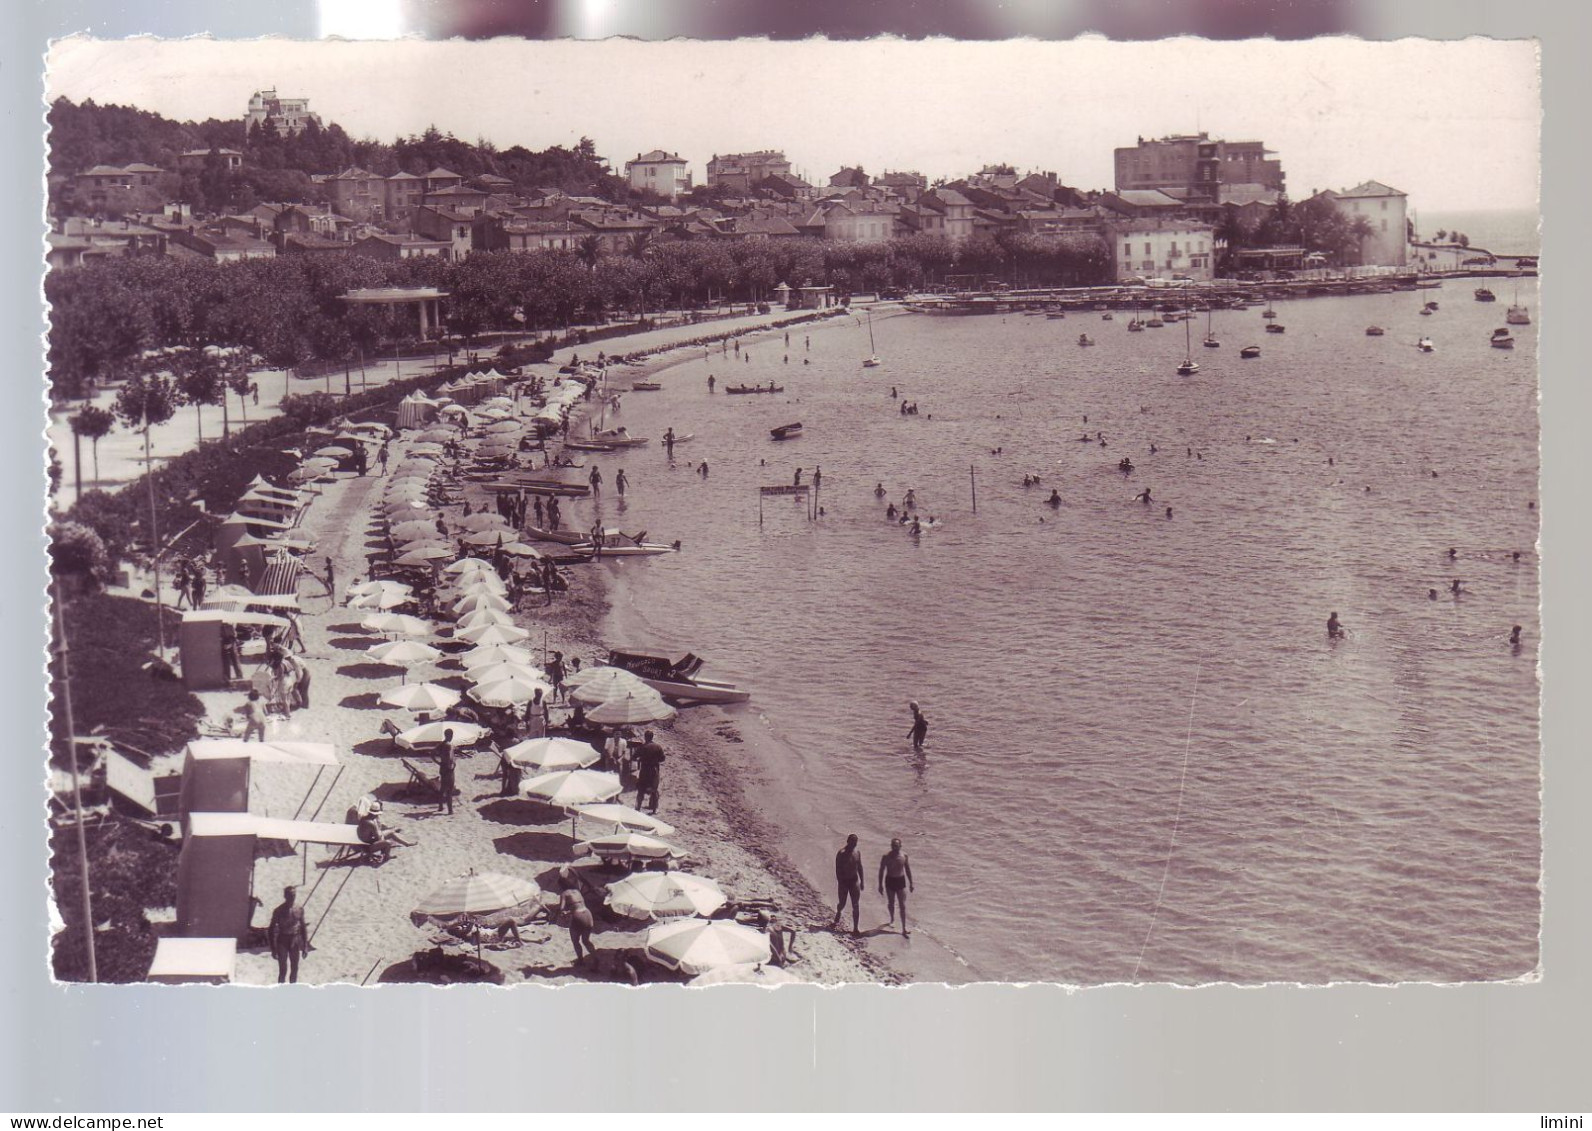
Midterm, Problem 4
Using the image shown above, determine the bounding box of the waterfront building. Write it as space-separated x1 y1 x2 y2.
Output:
706 150 791 192
916 188 976 244
176 148 244 172
1114 132 1284 202
1316 181 1408 267
1105 218 1217 282
245 88 320 137
624 150 692 200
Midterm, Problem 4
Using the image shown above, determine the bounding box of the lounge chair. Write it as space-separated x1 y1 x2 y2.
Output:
380 717 405 752
400 758 443 802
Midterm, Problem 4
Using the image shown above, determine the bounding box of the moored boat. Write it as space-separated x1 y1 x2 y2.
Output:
1239 345 1261 359
1417 337 1435 352
725 384 784 395
606 648 751 705
1506 287 1531 325
1365 326 1385 336
1490 328 1515 349
591 428 650 447
770 422 803 441
1077 334 1094 347
590 529 678 557
1265 323 1286 334
629 381 662 391
1475 287 1497 302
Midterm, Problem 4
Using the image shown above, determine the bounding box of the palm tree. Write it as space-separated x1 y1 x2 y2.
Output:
1347 215 1376 265
626 230 654 260
576 234 603 271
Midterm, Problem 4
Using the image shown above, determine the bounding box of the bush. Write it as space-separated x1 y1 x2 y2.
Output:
50 820 181 983
47 521 110 588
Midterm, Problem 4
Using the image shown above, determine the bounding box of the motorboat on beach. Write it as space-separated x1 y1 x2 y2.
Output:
725 383 784 395
1490 328 1515 349
606 649 751 705
770 423 803 441
525 525 591 545
589 529 679 557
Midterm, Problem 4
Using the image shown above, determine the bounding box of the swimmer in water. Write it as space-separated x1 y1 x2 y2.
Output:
874 483 886 498
1450 579 1464 595
1510 625 1523 648
1135 487 1152 504
1046 490 1062 507
1327 612 1346 639
1149 443 1158 454
1512 551 1522 563
1165 507 1173 519
1429 589 1439 600
1447 548 1457 560
885 503 898 520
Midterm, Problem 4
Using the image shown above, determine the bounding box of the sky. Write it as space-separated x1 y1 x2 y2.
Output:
45 36 1540 213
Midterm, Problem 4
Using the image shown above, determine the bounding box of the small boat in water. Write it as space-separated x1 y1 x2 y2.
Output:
1365 326 1386 336
607 648 751 705
1176 316 1199 374
1265 323 1286 334
1417 337 1435 352
1145 317 1165 328
770 422 803 441
862 310 883 367
1490 328 1515 349
1475 287 1497 302
1202 307 1219 348
725 383 784 395
1239 345 1261 359
590 529 678 557
1506 287 1531 325
1126 318 1144 332
1077 334 1095 347
591 427 650 448
1101 312 1114 321
1046 311 1068 320
629 381 662 391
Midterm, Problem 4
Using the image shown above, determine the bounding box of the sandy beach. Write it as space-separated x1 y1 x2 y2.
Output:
180 309 892 987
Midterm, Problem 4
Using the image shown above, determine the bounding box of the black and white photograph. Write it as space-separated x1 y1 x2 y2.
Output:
37 34 1542 993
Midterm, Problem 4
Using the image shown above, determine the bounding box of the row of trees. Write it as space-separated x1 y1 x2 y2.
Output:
1215 196 1378 271
48 230 1112 403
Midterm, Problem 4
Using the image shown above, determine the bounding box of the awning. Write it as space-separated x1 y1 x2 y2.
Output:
185 739 339 766
186 812 363 846
147 937 236 984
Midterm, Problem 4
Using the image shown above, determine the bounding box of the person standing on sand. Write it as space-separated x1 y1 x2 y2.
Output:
634 730 666 813
548 652 567 702
908 701 928 750
267 885 310 984
878 839 915 937
239 689 269 741
561 886 595 964
436 730 457 815
832 834 867 935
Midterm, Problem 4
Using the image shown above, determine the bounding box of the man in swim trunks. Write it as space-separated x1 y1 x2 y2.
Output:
878 838 915 937
832 834 866 935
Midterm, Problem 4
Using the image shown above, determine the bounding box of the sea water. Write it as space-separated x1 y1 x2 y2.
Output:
580 282 1541 983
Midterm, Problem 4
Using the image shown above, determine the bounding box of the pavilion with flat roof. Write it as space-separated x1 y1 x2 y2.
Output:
338 286 449 338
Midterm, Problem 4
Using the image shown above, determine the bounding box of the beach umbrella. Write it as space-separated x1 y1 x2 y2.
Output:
350 586 416 610
398 538 454 554
483 421 522 435
395 721 489 750
453 572 508 593
495 541 543 558
460 643 536 670
644 919 771 976
384 499 430 516
360 612 432 638
455 621 531 646
390 520 441 542
566 666 652 698
417 428 456 443
380 681 461 713
465 658 545 683
607 872 727 921
452 591 511 616
347 579 414 599
476 441 519 456
688 962 803 987
520 768 622 810
506 736 600 772
409 442 447 456
573 831 686 863
286 467 321 485
457 512 510 532
459 530 510 548
366 639 442 675
395 547 452 567
585 691 677 727
572 803 676 837
454 608 516 633
313 445 352 459
411 870 543 960
443 557 495 577
470 675 554 708
413 871 540 918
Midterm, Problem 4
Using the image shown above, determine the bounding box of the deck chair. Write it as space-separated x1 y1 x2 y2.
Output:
400 758 442 803
380 717 405 752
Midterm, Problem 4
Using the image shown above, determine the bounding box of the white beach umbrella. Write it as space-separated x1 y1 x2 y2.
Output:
366 640 442 678
467 661 548 686
456 622 531 646
443 557 496 576
584 691 677 727
573 832 687 863
566 667 653 700
395 721 490 750
572 803 676 837
350 587 416 610
519 769 622 808
454 608 517 633
389 521 441 543
412 871 540 917
495 541 543 558
644 919 771 976
470 675 554 708
395 548 451 567
462 529 513 547
457 512 510 532
460 643 537 670
360 612 432 637
506 737 601 772
453 573 508 595
607 872 727 921
453 591 511 615
380 681 461 713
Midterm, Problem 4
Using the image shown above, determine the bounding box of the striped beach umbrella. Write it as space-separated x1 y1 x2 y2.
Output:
572 803 676 837
519 769 622 808
412 871 540 918
585 693 677 726
572 832 686 863
466 661 547 686
453 591 511 615
457 512 511 532
565 666 651 699
506 737 600 772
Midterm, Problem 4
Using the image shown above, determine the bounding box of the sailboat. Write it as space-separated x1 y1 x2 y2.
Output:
1176 309 1200 375
862 311 882 368
1127 304 1144 332
1203 306 1220 348
1264 303 1286 334
1506 286 1531 326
